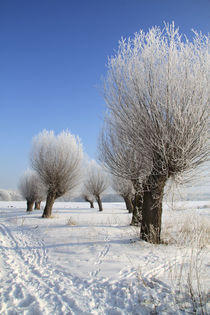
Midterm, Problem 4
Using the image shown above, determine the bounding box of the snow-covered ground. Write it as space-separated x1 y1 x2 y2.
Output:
0 201 209 314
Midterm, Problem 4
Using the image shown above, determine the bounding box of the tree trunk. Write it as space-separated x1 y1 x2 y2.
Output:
130 193 143 226
34 201 41 210
42 191 56 218
27 200 34 212
123 195 133 213
140 176 167 244
89 201 94 208
84 196 94 208
96 195 103 211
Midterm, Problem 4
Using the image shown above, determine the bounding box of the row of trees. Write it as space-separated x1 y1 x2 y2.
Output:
19 131 110 217
18 134 135 215
18 23 209 244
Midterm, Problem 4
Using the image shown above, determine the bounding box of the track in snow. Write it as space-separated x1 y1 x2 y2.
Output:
0 222 151 315
0 218 198 315
0 223 91 314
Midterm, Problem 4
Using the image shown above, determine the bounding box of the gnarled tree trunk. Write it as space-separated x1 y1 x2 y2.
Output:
27 200 34 212
84 197 94 208
42 191 56 218
140 175 167 244
123 195 133 213
34 201 41 210
89 201 94 208
96 195 103 211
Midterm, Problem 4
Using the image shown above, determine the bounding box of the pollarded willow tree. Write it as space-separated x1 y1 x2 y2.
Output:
111 175 134 213
18 170 46 211
31 130 83 218
84 160 109 211
100 23 209 243
81 187 95 208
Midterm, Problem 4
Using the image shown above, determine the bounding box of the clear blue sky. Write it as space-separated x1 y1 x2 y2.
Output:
0 0 209 189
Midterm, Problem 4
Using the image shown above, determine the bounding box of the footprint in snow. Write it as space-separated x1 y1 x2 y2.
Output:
18 294 35 308
13 284 24 299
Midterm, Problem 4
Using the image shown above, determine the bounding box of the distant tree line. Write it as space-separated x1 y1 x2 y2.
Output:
0 189 22 201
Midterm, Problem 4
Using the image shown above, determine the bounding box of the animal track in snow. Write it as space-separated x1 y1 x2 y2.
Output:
90 236 110 277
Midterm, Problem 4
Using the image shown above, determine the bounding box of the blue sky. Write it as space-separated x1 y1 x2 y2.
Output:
0 0 209 189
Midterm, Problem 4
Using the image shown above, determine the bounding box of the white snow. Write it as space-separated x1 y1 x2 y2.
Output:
0 201 209 314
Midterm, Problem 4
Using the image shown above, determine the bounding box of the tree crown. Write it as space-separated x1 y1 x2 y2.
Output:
102 23 209 184
31 130 83 198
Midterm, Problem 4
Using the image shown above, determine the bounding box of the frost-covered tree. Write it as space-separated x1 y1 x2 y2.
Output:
100 23 209 243
84 161 109 211
81 187 95 208
82 193 95 208
31 130 83 218
111 176 134 213
18 170 46 211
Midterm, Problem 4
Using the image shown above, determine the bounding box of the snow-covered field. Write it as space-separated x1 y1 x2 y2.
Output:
0 201 209 314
